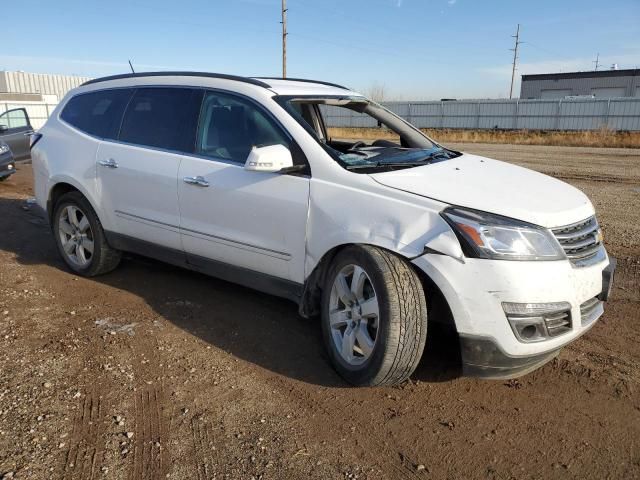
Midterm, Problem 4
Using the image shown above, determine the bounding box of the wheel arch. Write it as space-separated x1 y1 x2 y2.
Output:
47 177 101 226
299 242 456 330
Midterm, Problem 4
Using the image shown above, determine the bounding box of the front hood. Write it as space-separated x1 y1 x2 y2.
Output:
370 153 594 228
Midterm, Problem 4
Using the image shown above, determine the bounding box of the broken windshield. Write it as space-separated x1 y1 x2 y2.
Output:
276 95 459 171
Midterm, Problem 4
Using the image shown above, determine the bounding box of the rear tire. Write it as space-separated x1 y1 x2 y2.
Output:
52 191 121 276
321 245 428 386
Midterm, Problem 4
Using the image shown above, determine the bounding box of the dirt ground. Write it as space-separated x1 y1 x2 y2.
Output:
1 143 639 480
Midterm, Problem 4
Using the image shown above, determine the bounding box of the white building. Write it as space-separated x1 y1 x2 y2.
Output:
0 70 92 102
1 71 93 128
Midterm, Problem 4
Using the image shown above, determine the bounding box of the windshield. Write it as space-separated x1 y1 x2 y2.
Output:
276 95 459 171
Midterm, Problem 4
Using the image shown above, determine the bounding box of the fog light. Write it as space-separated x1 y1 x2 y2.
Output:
7 164 13 170
502 302 572 343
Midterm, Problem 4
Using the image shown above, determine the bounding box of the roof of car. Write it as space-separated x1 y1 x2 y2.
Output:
81 72 357 96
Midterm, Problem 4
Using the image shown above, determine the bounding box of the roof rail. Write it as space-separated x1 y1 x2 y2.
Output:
81 72 271 88
254 77 349 90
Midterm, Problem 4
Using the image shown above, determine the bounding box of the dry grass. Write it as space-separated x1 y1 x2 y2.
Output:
328 127 640 149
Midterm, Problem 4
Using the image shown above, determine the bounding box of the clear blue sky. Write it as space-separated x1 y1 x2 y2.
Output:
3 0 639 99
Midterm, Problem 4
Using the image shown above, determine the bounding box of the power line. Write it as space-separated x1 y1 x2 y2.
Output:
281 0 288 78
509 23 521 99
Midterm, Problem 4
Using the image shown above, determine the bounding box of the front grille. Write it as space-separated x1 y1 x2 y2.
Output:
544 310 572 337
551 216 602 265
580 297 603 327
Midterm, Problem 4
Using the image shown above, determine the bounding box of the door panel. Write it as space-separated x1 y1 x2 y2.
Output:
0 108 33 159
178 157 309 282
96 142 183 250
177 89 309 283
95 87 202 250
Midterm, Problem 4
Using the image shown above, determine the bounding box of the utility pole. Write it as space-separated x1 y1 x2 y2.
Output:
593 53 600 71
281 0 287 78
509 23 521 99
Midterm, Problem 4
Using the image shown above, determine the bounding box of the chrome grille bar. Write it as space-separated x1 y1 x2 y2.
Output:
551 216 603 265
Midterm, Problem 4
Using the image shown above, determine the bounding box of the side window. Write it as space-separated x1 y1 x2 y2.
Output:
119 88 203 152
196 91 289 164
0 108 29 129
60 89 132 139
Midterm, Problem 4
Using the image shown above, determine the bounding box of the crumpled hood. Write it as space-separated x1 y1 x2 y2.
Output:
370 153 594 228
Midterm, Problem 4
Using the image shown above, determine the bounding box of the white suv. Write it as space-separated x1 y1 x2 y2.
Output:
31 72 615 386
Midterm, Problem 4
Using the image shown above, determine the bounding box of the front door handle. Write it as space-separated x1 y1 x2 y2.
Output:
98 158 118 169
183 175 209 187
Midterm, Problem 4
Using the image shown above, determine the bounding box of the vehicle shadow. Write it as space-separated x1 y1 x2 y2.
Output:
0 196 462 387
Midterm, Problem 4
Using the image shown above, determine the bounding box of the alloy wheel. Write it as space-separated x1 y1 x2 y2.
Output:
58 205 94 267
329 264 380 366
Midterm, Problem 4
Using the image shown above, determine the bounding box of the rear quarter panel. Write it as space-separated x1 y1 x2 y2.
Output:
31 112 104 227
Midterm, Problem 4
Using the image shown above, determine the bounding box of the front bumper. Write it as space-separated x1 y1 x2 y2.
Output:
459 334 560 379
412 251 615 378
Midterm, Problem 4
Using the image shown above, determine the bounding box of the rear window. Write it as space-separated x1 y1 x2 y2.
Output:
118 88 203 153
60 89 133 139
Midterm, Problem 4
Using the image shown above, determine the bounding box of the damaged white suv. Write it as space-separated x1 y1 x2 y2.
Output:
31 72 615 386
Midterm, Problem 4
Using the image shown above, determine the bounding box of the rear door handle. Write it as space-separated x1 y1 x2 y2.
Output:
183 176 209 187
98 158 118 169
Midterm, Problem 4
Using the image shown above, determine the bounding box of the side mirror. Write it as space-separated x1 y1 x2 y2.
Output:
0 125 8 133
244 144 293 173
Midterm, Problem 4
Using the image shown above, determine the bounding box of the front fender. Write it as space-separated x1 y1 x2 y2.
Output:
305 178 460 275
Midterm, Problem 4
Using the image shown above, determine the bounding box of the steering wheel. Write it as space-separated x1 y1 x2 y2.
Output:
349 141 367 150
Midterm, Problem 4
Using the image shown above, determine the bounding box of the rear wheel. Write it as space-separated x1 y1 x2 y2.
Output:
52 191 121 276
321 245 428 386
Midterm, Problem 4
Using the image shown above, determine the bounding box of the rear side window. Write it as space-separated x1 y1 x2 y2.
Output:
119 88 203 152
60 89 132 139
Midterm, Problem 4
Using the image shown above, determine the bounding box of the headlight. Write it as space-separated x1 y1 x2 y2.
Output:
441 207 565 261
0 144 10 155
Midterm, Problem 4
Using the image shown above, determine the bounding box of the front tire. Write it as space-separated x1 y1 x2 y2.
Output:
52 191 122 276
321 246 428 386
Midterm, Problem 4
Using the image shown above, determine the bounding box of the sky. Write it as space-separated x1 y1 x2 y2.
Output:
2 0 640 99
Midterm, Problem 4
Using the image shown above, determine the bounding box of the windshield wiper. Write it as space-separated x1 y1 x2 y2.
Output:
345 160 434 170
344 149 453 170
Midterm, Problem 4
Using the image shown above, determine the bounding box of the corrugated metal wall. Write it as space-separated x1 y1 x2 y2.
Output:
322 98 640 131
0 71 91 102
520 73 640 99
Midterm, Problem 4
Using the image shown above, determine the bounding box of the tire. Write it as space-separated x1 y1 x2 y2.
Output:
321 245 428 386
52 191 122 276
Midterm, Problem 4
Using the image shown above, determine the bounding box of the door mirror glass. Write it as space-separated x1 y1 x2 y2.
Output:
244 144 293 173
0 124 8 133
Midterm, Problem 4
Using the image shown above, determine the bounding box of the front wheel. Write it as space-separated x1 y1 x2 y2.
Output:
321 246 428 386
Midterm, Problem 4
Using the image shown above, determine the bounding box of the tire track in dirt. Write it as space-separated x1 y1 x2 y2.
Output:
191 414 216 480
130 384 169 480
187 382 245 479
62 390 105 480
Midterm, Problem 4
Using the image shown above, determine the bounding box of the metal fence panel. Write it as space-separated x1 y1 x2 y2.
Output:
3 98 640 132
321 98 640 131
